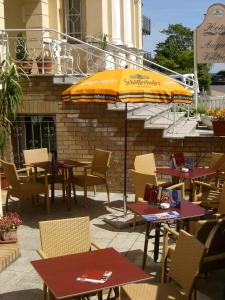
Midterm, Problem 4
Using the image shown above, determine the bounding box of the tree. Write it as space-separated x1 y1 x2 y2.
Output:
153 23 211 92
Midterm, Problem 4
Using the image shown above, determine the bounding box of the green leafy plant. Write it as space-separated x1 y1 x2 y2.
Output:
98 33 110 50
0 59 23 157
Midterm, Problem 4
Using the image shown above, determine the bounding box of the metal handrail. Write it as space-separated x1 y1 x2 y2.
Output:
86 34 197 88
1 28 195 91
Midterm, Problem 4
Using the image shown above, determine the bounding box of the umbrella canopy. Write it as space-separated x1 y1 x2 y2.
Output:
62 69 192 214
62 69 193 103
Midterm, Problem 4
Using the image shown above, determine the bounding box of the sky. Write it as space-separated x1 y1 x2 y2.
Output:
142 0 225 73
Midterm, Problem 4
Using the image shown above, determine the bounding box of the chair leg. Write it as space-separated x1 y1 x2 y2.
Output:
45 189 50 213
32 196 35 207
93 185 96 196
72 182 77 203
51 183 55 203
105 181 110 202
5 191 10 212
62 182 65 201
84 185 87 202
17 198 22 214
161 255 169 283
43 282 47 300
133 212 137 231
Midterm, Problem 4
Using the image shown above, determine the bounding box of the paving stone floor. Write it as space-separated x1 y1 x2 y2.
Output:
0 190 225 299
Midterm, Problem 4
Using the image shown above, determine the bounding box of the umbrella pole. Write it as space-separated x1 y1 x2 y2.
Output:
123 103 128 216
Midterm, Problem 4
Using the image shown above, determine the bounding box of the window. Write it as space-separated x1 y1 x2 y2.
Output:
64 0 85 41
11 115 57 168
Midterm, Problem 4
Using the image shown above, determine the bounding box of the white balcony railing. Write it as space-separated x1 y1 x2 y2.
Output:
0 28 196 90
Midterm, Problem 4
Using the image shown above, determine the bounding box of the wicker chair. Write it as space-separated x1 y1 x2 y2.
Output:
70 148 111 202
121 230 206 300
162 219 225 283
23 148 51 174
0 159 48 212
192 180 225 218
192 152 225 202
134 153 168 186
131 170 185 230
23 148 66 203
37 217 101 299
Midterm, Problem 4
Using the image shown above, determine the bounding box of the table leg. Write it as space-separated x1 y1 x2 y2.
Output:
142 222 152 270
154 223 161 262
97 290 103 300
48 290 56 300
45 173 50 213
66 176 71 211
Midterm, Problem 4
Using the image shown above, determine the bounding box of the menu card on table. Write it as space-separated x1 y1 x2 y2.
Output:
76 270 112 284
143 211 180 221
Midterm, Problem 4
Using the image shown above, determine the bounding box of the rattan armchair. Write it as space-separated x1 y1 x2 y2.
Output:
23 148 66 202
162 219 225 283
134 153 169 186
121 230 206 300
70 148 111 202
0 159 48 212
37 217 102 299
192 180 225 218
192 152 225 201
23 148 51 174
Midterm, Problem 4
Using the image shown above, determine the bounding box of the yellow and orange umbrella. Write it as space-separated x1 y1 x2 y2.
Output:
62 69 192 214
62 69 192 103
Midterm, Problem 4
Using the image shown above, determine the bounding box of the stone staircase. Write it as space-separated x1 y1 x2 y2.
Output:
107 103 213 139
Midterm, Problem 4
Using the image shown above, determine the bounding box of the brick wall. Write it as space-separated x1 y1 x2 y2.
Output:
14 76 225 192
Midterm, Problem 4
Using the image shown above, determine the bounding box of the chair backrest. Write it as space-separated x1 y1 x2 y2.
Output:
23 148 50 173
218 182 225 215
23 148 50 164
132 170 158 201
168 230 205 297
134 153 156 175
210 152 225 170
206 218 225 257
0 159 20 189
39 217 91 258
92 149 111 177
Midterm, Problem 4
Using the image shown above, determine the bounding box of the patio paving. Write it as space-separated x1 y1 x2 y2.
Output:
0 190 225 299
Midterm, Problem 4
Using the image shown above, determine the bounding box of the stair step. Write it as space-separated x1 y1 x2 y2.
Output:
0 242 20 272
144 112 185 129
164 119 198 138
53 74 86 85
128 103 169 116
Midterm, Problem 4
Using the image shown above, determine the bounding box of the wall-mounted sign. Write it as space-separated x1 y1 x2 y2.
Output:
196 3 225 63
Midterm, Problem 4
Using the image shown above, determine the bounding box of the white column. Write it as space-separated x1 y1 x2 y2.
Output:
123 0 133 48
111 0 122 45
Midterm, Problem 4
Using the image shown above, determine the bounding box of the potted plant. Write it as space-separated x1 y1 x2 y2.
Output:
0 212 22 241
207 108 225 136
0 59 24 191
15 32 33 74
0 59 23 156
36 50 53 74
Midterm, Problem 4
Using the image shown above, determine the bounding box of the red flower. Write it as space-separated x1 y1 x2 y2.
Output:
0 212 22 231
